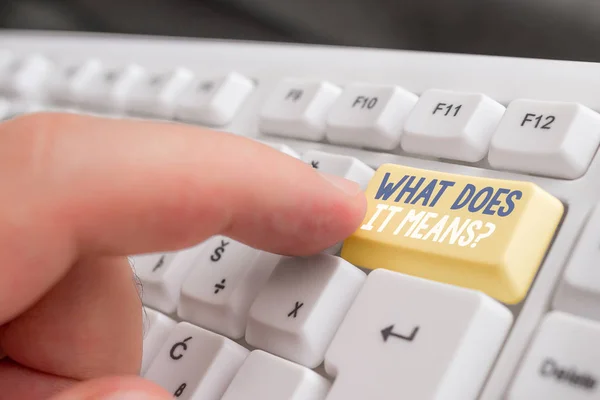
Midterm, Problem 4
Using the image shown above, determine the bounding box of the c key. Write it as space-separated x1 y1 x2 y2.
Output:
340 163 564 304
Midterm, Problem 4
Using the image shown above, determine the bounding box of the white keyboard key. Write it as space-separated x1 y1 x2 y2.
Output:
324 269 512 400
0 50 13 70
127 67 194 118
258 140 301 158
301 150 374 190
178 236 281 339
245 254 365 368
132 244 204 314
259 79 342 141
295 147 360 252
49 59 103 104
401 89 506 162
144 322 248 400
554 204 600 322
508 311 600 399
221 350 331 400
0 54 53 97
322 242 343 255
488 99 600 179
142 307 177 375
1 102 46 120
79 64 145 111
0 50 15 84
176 72 254 126
0 97 10 120
326 83 417 150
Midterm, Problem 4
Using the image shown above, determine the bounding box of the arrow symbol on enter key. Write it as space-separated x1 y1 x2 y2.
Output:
381 324 419 342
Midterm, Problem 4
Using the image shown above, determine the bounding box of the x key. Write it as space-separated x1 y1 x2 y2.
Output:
287 301 304 318
246 254 366 369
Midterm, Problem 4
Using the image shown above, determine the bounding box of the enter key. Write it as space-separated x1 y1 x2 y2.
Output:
340 163 564 304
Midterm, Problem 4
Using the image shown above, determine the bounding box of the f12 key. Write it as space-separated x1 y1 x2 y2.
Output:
341 163 564 304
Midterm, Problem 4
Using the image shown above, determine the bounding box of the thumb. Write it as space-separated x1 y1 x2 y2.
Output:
49 376 171 400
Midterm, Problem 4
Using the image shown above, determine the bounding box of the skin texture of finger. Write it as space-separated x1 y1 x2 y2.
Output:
0 113 366 398
0 359 74 399
48 376 171 400
0 113 366 324
0 256 142 380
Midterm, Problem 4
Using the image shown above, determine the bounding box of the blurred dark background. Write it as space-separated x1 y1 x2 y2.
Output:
3 0 600 62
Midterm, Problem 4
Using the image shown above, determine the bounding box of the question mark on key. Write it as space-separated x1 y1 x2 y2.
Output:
470 222 496 248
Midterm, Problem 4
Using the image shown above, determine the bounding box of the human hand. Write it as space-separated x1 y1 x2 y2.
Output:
0 113 366 399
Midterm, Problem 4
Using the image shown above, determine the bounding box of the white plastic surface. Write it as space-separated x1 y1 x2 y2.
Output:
0 50 13 72
131 244 205 314
0 53 52 97
245 254 365 368
325 83 418 150
221 350 331 400
48 59 103 104
144 322 249 400
142 307 177 375
78 63 145 111
127 67 194 118
0 97 10 120
178 236 281 339
300 150 375 190
1 101 47 120
176 71 254 126
488 100 600 179
325 269 513 400
402 89 505 162
553 204 600 322
507 311 600 399
2 30 600 398
259 140 301 158
259 79 342 141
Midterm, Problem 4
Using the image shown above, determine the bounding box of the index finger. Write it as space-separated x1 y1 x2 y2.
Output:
0 113 366 322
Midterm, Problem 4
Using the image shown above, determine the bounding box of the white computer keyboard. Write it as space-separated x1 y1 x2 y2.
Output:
2 29 600 400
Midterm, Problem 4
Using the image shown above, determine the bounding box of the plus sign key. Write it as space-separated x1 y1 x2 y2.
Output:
178 236 281 339
340 163 564 304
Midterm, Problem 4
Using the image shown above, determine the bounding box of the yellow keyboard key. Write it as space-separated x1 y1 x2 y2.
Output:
340 164 564 304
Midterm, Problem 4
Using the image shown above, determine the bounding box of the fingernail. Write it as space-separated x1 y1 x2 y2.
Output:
101 391 168 400
320 172 362 196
